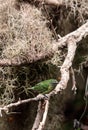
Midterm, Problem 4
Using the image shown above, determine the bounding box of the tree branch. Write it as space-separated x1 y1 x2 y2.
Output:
37 99 50 130
54 38 77 92
32 101 44 130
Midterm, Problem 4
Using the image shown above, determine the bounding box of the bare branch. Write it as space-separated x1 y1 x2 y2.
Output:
37 99 50 130
71 67 77 94
32 101 44 130
0 94 45 116
55 38 77 92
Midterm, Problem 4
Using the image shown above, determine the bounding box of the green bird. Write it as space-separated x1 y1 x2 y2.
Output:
30 79 58 94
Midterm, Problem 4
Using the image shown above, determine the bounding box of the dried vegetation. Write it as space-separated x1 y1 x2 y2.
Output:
0 0 54 60
0 0 88 106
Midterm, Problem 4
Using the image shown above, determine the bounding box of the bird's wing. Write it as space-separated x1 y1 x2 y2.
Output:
31 83 48 93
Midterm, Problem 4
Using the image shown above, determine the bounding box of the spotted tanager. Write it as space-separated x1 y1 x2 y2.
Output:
30 79 58 94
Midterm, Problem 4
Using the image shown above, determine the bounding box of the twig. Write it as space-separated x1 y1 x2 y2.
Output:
0 94 45 116
32 101 44 130
37 98 50 130
71 67 77 94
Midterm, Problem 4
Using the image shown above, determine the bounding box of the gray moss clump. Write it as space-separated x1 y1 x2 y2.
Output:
0 0 54 60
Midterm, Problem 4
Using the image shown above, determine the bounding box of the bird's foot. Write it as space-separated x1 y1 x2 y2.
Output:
43 94 49 100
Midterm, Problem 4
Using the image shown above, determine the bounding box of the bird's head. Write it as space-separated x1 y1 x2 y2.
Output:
51 80 58 88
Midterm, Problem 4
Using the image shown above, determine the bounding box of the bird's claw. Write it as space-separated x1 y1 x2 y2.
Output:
43 94 49 100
